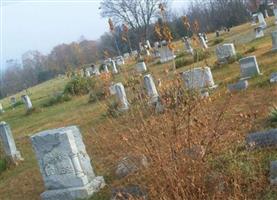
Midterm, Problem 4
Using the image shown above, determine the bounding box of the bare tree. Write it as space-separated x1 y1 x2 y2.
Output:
100 0 168 40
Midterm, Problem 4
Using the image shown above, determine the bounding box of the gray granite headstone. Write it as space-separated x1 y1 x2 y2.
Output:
246 129 277 150
270 72 277 83
111 60 119 74
239 56 261 79
228 80 248 92
274 8 277 24
136 62 147 73
31 126 105 200
0 122 23 163
255 26 264 39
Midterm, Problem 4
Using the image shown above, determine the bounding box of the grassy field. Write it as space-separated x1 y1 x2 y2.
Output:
0 17 277 200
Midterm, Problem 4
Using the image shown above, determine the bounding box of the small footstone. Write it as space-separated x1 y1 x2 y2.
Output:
228 80 248 92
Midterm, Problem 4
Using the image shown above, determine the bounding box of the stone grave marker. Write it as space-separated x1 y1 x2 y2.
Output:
270 72 277 83
0 122 23 163
21 95 33 110
272 31 277 51
0 103 4 113
274 8 277 24
255 26 264 38
239 56 261 79
216 43 236 63
183 37 194 55
270 161 277 185
144 74 159 103
199 34 208 49
131 50 138 57
114 83 129 111
111 60 119 74
136 62 147 73
31 126 105 200
257 12 267 28
228 80 248 92
10 97 16 107
182 67 217 90
246 129 277 150
158 42 175 63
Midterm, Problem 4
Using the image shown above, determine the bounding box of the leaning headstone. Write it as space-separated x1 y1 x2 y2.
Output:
144 74 159 103
270 72 277 83
246 129 277 150
182 67 217 90
111 185 147 200
257 12 267 28
239 56 261 79
183 37 194 55
111 60 119 74
136 62 147 73
158 45 175 63
21 95 33 110
0 103 4 113
272 31 277 51
255 26 264 38
199 35 208 49
270 161 277 185
114 83 129 111
228 80 249 92
31 126 105 200
0 122 23 163
216 43 236 63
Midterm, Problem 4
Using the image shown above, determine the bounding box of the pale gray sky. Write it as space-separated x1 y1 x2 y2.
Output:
0 0 188 70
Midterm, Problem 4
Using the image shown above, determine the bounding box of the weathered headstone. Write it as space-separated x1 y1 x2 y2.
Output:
136 62 147 73
199 35 208 49
146 40 151 49
102 64 109 73
255 26 264 38
183 37 194 55
239 56 261 79
0 103 4 113
251 14 258 26
246 129 277 150
144 74 159 103
270 72 277 83
114 83 129 111
116 56 125 66
158 44 175 63
21 95 33 110
272 31 277 51
109 84 117 95
131 50 138 57
257 12 267 28
0 122 23 163
216 43 236 63
182 67 217 90
270 161 277 185
123 53 130 59
31 126 105 200
228 80 249 92
10 97 16 107
111 60 119 74
274 8 277 24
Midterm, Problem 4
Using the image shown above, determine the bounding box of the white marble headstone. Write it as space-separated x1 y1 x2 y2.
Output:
255 26 264 38
183 37 194 55
0 122 23 163
158 46 175 63
239 56 261 79
216 43 236 63
114 83 129 111
136 62 147 73
182 67 216 90
21 95 33 110
111 60 119 74
199 35 208 49
257 12 267 28
144 74 159 103
0 103 4 113
31 126 105 200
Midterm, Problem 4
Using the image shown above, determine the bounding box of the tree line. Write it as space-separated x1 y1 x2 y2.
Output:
0 0 254 98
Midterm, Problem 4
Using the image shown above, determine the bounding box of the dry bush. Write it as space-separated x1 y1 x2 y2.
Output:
91 74 269 200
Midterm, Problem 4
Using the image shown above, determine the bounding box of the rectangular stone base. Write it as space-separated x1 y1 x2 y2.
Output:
41 176 105 200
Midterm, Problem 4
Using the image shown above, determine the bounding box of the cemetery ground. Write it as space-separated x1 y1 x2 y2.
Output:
0 17 277 200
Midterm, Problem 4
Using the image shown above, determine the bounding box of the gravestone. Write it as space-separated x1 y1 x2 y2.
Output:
216 43 236 63
144 74 159 103
116 56 125 66
183 37 194 55
182 67 217 90
31 126 105 200
102 64 109 73
239 56 261 79
0 103 4 113
228 80 248 92
136 62 147 73
158 44 175 63
251 14 258 26
109 84 117 95
264 9 269 18
246 129 277 150
270 161 277 185
199 34 208 49
255 26 264 38
270 72 277 83
216 30 220 37
10 97 16 107
0 122 23 163
274 8 277 24
131 50 138 57
146 40 151 49
272 31 277 51
114 83 129 111
111 60 119 74
21 95 33 110
123 53 130 59
257 12 267 28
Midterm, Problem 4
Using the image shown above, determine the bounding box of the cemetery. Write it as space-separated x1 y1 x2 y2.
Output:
0 1 277 200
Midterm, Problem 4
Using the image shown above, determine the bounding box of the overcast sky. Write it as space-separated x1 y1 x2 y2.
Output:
0 0 188 70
